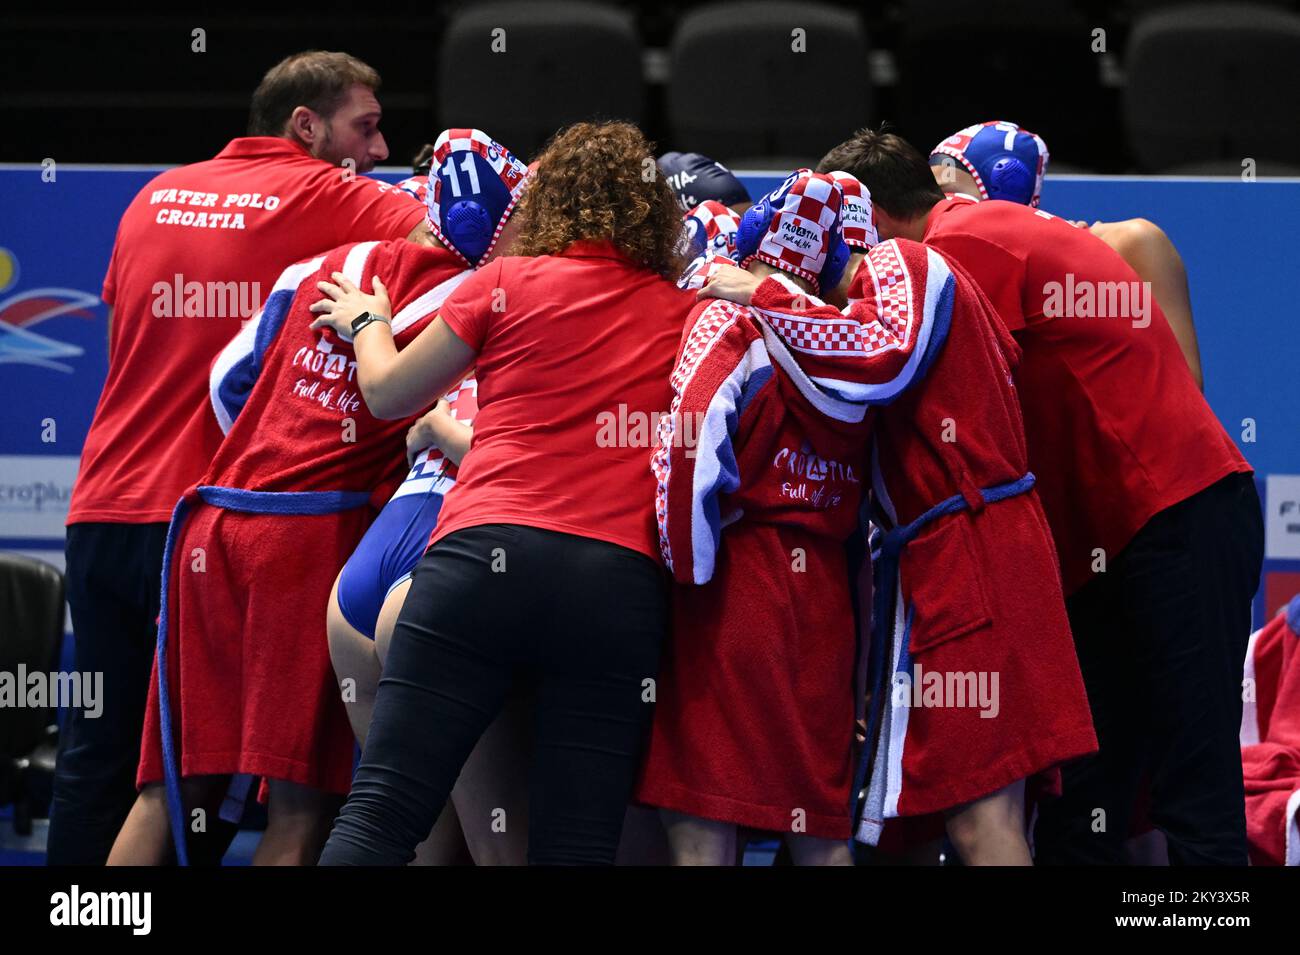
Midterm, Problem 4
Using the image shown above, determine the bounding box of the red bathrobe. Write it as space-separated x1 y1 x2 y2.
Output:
1240 594 1300 865
749 240 1097 841
137 240 469 796
637 240 953 838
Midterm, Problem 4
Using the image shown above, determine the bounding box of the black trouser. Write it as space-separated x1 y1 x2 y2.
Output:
1034 473 1263 865
319 524 667 866
50 522 237 866
49 522 168 865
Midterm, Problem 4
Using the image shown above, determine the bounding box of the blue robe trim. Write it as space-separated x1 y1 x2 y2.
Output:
155 485 371 864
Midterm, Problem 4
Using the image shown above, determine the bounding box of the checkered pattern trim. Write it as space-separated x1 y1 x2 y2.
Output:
755 240 914 358
827 171 879 250
931 122 990 199
652 300 746 569
747 172 843 289
427 128 531 266
862 240 913 352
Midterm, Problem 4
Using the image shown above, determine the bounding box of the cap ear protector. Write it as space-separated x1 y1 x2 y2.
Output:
820 229 851 296
985 155 1033 204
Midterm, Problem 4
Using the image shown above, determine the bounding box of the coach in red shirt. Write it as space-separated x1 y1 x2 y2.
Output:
52 51 427 865
818 130 1262 865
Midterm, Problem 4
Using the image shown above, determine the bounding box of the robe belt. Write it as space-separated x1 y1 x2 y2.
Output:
156 485 371 864
853 472 1036 844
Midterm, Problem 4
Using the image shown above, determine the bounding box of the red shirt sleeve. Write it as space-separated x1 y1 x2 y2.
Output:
438 258 506 351
926 230 1029 332
325 175 427 246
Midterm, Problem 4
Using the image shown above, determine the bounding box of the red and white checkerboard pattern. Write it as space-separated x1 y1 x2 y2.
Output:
827 171 879 250
415 375 479 477
757 240 915 358
443 375 478 422
762 312 863 354
687 199 742 256
747 172 843 289
394 174 430 206
862 239 912 351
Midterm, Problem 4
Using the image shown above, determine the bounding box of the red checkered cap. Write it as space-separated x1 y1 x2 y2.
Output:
748 171 844 285
826 171 879 250
685 199 742 257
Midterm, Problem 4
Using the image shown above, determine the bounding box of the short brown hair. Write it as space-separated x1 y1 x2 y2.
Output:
817 126 944 220
247 51 381 137
510 122 687 280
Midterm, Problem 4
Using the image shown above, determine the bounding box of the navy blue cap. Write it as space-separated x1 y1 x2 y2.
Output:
658 151 751 211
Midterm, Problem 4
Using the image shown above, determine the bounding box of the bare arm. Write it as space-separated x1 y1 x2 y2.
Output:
405 399 473 466
405 218 438 247
1093 219 1204 390
309 272 476 419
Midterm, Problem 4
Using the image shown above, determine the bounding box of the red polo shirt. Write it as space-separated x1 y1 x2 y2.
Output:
434 241 695 561
68 137 426 524
924 196 1251 594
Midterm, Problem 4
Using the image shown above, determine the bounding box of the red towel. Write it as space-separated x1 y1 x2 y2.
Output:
1240 595 1300 865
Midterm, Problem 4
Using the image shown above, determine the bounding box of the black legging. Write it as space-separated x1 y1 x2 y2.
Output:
1033 472 1264 865
319 523 667 865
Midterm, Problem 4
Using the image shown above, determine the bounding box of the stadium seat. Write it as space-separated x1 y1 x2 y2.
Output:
1124 4 1300 172
666 2 872 165
0 14 439 164
437 1 645 160
892 0 1112 172
0 555 66 836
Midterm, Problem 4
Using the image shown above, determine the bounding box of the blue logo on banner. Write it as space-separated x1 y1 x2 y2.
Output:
0 248 96 373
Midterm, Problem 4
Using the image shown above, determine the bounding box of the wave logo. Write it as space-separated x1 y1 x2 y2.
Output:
0 248 97 373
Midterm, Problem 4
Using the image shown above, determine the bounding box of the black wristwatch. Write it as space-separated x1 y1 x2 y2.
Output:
350 311 390 337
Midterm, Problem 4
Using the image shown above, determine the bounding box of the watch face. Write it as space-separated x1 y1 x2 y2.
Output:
350 312 372 333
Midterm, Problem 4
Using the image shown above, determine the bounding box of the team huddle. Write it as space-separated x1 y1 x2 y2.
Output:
56 52 1267 867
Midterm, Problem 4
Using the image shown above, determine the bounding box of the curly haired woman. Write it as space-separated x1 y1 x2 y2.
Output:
310 121 695 865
